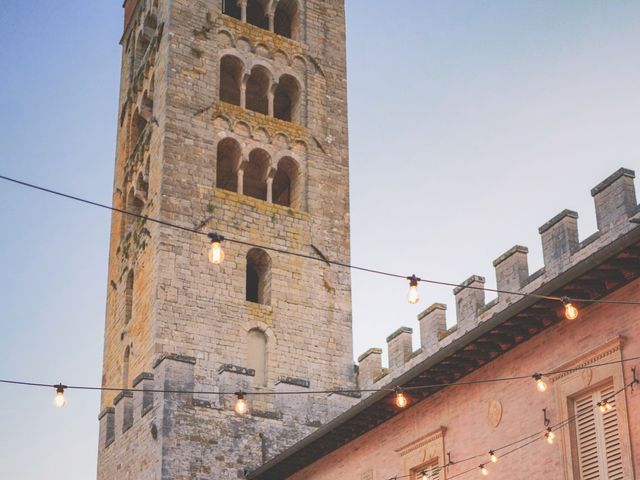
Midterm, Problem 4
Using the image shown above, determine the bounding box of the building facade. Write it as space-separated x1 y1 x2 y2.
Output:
249 168 640 479
98 0 357 478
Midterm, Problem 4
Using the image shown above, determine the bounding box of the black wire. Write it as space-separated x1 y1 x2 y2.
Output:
3 173 640 306
0 354 638 397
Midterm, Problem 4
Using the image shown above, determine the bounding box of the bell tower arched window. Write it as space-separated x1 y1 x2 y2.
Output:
216 137 242 193
272 157 301 208
246 248 272 305
274 74 300 122
222 0 242 20
244 149 271 201
274 0 300 40
246 0 269 30
246 66 270 115
220 55 243 106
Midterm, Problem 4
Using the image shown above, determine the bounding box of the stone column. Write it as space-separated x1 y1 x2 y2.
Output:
237 169 244 195
240 82 247 109
239 0 248 22
268 89 275 117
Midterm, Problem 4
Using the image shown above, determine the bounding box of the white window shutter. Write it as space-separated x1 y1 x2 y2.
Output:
574 382 623 480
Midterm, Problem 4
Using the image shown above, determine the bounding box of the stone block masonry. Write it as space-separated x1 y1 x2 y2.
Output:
99 0 356 478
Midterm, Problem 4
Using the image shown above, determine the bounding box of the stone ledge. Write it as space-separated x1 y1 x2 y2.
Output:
276 376 310 388
253 409 283 420
98 407 115 421
193 398 218 409
113 390 134 406
218 364 255 376
132 372 154 388
152 353 197 369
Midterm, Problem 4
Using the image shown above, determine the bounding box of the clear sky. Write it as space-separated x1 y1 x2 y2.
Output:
0 1 639 478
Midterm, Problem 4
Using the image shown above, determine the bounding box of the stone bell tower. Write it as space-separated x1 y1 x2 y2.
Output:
97 0 355 477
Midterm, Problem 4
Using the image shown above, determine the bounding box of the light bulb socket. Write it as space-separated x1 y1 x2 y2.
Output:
532 373 542 381
54 383 67 394
561 296 571 306
208 233 225 243
408 275 420 287
235 391 245 400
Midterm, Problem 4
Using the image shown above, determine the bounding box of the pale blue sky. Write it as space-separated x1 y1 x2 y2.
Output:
0 1 639 478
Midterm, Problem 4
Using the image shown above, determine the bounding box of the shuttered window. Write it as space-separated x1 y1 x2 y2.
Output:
574 382 623 480
413 463 440 480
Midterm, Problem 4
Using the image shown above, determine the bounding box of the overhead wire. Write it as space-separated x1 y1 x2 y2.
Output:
2 173 640 307
0 355 638 397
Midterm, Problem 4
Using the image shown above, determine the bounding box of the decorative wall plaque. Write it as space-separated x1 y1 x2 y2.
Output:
487 400 503 428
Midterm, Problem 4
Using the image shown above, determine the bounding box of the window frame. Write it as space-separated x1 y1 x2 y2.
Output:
549 337 633 480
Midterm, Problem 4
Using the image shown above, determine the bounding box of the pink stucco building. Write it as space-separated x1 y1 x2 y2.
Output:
250 168 640 480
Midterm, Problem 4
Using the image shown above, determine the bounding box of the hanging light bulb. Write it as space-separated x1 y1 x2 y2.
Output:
598 400 613 413
480 465 489 476
394 387 408 408
561 297 579 320
207 233 225 265
532 373 548 393
54 384 67 408
407 275 420 305
545 428 555 444
489 451 498 463
234 392 247 415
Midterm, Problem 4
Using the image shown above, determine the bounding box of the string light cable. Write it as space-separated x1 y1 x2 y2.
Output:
0 356 637 404
2 174 640 311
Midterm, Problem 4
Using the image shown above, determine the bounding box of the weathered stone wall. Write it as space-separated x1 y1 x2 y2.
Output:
99 0 355 478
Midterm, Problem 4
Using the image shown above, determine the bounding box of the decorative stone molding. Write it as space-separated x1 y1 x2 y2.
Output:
395 427 447 477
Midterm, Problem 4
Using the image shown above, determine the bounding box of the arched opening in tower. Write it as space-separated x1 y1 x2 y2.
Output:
246 248 272 305
246 66 270 115
274 74 300 122
219 55 243 106
216 137 241 193
221 0 242 20
273 156 301 208
244 148 271 201
274 0 299 39
246 0 269 30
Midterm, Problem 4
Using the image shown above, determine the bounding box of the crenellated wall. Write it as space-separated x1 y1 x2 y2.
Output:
98 354 359 479
356 167 639 390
